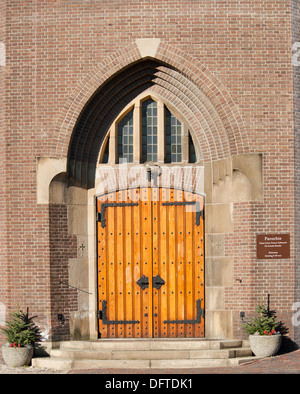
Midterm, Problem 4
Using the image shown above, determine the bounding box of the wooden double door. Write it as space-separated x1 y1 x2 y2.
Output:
97 187 204 338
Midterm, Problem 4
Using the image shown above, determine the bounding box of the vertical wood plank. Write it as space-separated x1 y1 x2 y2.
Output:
185 191 194 337
132 187 142 337
151 187 159 337
107 192 116 338
112 193 121 338
168 189 177 338
140 187 153 337
124 189 133 338
97 195 108 338
194 194 205 337
176 189 185 337
158 187 168 337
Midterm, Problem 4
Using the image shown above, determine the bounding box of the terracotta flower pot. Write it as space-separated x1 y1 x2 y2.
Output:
249 334 282 357
2 345 34 367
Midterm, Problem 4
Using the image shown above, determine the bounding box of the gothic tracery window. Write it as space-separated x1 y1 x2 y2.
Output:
99 94 197 165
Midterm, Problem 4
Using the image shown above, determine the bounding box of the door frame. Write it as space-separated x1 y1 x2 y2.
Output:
95 186 205 339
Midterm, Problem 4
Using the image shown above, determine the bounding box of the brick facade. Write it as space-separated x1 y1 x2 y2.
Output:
292 0 300 345
0 0 299 350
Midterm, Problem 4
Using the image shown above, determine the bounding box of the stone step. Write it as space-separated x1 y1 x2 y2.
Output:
49 347 252 360
32 357 151 370
32 355 261 370
58 339 245 351
31 339 255 371
32 356 232 370
150 358 232 369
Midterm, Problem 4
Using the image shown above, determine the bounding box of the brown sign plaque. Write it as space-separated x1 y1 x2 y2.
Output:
256 234 290 260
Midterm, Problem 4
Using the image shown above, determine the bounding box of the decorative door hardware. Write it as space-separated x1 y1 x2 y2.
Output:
98 300 140 325
163 299 204 324
136 275 166 290
152 275 165 290
162 201 203 226
97 202 138 228
136 275 149 290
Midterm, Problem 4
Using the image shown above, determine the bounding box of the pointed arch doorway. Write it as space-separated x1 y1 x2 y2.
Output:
56 45 249 342
97 187 204 338
95 92 205 338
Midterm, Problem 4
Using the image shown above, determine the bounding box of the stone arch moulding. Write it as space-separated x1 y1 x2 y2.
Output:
53 39 249 189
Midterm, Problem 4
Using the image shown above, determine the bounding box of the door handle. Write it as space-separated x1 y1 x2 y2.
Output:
137 275 165 290
153 275 165 290
136 275 149 290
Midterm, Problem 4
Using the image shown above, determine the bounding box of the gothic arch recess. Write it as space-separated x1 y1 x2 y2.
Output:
62 43 247 189
48 43 253 341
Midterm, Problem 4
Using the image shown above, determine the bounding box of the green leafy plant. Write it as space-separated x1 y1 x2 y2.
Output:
1 308 41 347
243 303 285 336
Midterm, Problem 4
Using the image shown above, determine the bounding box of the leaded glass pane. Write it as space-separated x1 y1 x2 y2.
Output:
142 99 158 162
118 109 134 163
165 108 182 163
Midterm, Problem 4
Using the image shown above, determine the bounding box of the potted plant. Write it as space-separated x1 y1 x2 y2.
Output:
1 308 40 367
242 303 284 358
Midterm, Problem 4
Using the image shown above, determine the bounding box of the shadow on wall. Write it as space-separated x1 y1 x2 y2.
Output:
49 173 78 342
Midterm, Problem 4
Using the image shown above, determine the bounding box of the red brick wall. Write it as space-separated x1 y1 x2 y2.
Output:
0 0 7 352
226 202 295 340
292 0 300 345
49 202 77 341
0 0 297 346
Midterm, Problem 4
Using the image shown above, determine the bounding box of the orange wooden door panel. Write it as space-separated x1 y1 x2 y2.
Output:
97 187 204 338
152 188 204 338
97 188 153 338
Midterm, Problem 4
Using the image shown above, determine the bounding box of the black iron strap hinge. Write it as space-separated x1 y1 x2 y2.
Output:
163 299 204 324
98 300 140 325
97 202 139 228
162 201 203 226
97 310 103 320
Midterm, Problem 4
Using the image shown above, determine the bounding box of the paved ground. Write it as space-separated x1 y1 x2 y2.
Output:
67 349 300 374
0 364 63 374
1 349 300 374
